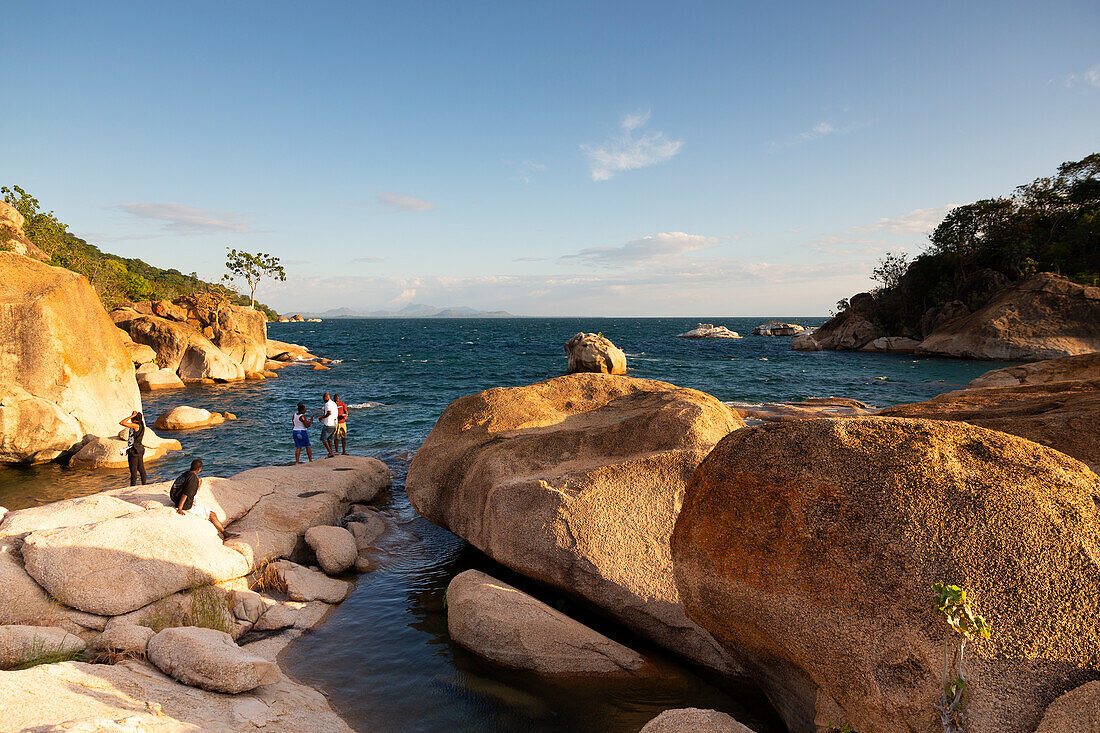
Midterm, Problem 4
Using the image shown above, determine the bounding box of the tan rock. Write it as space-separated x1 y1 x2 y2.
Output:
679 323 742 339
304 525 357 575
312 363 330 371
69 429 181 469
564 332 627 374
153 406 226 431
146 626 278 693
136 368 185 391
879 379 1100 468
406 373 743 672
791 331 822 351
0 625 85 669
0 252 141 463
261 370 278 378
150 300 186 323
916 272 1100 359
245 371 265 380
640 708 755 733
0 658 353 732
253 600 330 631
346 511 386 552
21 508 250 616
672 416 1100 733
0 494 139 538
0 201 49 261
730 397 874 423
123 341 157 366
177 338 245 382
1034 681 1100 733
969 352 1100 388
860 336 921 353
274 560 350 603
96 624 155 656
447 569 650 676
0 552 107 632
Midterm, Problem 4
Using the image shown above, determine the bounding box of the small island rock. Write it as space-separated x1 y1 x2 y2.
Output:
564 332 627 374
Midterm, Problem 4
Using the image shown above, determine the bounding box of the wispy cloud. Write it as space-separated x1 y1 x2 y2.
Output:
1065 65 1100 89
508 160 547 183
377 192 435 213
514 256 548 262
774 117 874 149
353 256 384 263
560 232 717 268
109 202 254 234
858 205 955 234
581 111 683 181
800 205 955 256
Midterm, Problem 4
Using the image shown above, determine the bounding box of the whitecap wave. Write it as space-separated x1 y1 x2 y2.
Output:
347 401 386 409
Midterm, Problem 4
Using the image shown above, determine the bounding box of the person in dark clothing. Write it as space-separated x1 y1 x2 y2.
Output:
170 459 226 534
119 410 147 486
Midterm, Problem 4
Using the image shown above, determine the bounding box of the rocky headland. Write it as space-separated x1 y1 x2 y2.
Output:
0 457 391 731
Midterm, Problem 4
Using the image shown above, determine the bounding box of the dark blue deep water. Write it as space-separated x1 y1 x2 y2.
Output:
0 318 1013 733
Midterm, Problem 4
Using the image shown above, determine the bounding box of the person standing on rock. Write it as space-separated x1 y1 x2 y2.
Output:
320 392 338 458
334 393 348 456
170 459 226 534
293 402 314 464
119 410 147 486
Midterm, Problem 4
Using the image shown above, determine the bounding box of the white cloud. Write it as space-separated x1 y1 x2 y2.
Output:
1065 65 1100 89
508 160 547 183
581 111 683 181
514 256 548 262
110 202 254 234
560 232 717 268
377 192 435 213
858 205 954 234
353 256 383 263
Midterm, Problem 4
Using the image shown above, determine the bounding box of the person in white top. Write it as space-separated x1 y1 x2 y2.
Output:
320 392 339 458
292 402 314 464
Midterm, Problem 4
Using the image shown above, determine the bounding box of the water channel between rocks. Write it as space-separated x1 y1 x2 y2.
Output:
0 318 1010 732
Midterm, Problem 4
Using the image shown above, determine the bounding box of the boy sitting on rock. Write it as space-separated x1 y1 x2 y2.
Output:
170 459 227 535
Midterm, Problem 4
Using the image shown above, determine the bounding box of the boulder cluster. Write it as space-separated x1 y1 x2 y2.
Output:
0 457 391 731
795 272 1100 359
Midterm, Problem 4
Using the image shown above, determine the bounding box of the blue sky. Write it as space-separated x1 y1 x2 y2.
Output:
4 1 1098 316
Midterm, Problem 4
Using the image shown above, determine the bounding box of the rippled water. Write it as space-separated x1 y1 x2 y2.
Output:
0 318 1013 732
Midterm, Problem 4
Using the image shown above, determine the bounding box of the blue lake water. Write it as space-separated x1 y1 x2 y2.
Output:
0 318 1013 732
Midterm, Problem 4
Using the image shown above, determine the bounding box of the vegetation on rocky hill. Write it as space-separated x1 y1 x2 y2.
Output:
849 153 1099 337
0 186 279 320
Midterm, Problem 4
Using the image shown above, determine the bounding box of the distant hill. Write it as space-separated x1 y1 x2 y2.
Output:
302 303 515 318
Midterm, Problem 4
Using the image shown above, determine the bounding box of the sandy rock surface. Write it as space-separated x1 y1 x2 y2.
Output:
146 626 278 693
639 708 755 733
564 332 627 374
407 373 743 672
304 525 357 575
0 252 141 463
447 569 651 676
672 416 1100 733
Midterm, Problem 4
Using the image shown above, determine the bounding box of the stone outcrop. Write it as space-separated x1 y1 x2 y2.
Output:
0 625 85 670
791 331 822 351
969 351 1100 388
672 417 1100 733
0 201 49 261
447 569 651 676
303 525 357 575
679 324 742 339
146 626 279 693
1034 681 1100 733
0 252 141 463
69 428 181 468
564 332 627 374
266 339 318 361
153 406 226 431
915 273 1100 359
859 336 921 353
274 560 351 603
879 380 1100 469
798 292 883 351
406 373 744 672
21 508 251 616
730 397 874 423
96 623 155 656
752 322 805 337
136 368 185 391
640 708 755 733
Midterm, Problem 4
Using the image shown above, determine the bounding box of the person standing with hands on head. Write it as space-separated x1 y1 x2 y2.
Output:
333 393 348 456
320 392 338 458
119 410 147 486
292 402 313 464
170 459 226 535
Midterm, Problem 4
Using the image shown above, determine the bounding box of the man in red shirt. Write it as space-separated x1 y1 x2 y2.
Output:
333 393 349 455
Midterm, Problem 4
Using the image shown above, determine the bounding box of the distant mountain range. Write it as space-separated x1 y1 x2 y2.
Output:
298 303 515 318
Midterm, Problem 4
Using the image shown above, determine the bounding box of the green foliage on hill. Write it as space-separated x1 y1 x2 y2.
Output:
860 153 1099 336
1 185 280 320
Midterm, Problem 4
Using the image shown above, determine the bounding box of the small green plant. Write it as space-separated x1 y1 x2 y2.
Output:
142 584 234 634
826 724 857 733
11 635 85 670
932 583 992 732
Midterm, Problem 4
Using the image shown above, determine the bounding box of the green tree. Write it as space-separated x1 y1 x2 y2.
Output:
223 248 286 309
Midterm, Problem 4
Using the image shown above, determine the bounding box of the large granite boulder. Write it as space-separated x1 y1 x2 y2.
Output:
640 708 755 733
0 201 49 261
175 295 268 374
916 273 1100 359
69 427 181 468
154 406 226 431
799 293 883 351
0 552 106 632
564 332 627 374
115 312 245 382
21 508 250 616
672 417 1100 733
406 373 743 672
136 367 185 391
447 569 651 676
147 626 279 693
274 560 351 603
969 352 1100 388
303 525 356 575
0 252 141 463
879 380 1100 469
0 625 85 669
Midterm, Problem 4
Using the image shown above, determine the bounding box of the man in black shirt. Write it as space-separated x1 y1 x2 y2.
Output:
170 459 226 534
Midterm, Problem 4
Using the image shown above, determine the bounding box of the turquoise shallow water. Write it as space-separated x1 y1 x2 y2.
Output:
0 318 1014 732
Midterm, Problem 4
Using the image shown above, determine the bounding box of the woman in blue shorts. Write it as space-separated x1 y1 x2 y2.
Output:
292 402 314 463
